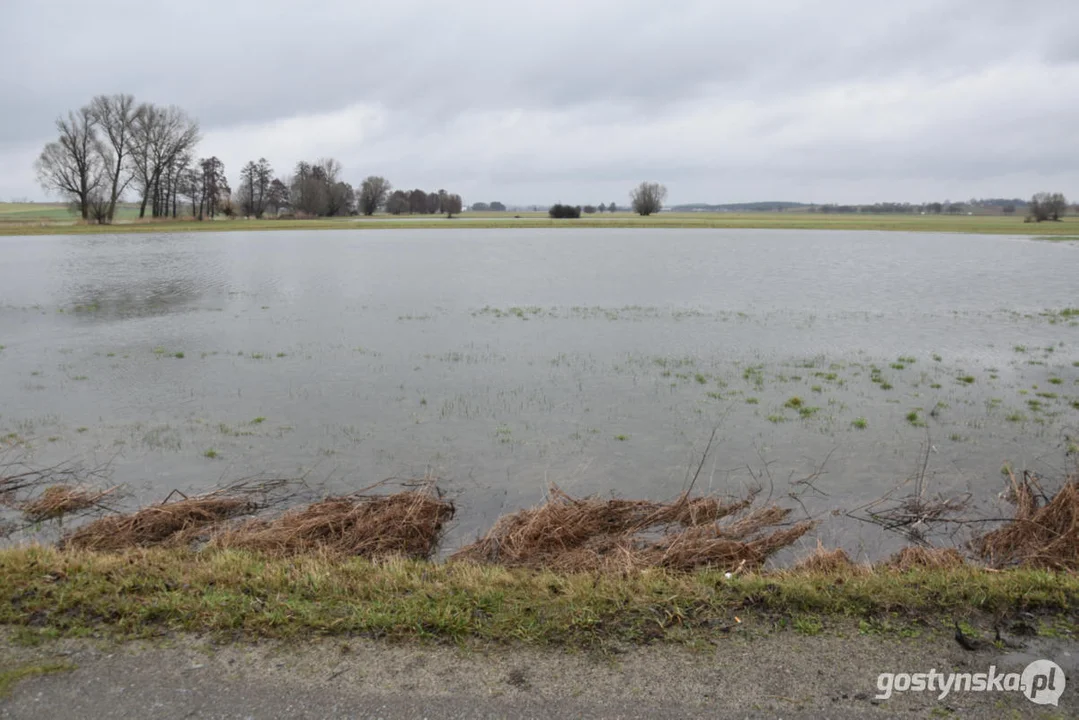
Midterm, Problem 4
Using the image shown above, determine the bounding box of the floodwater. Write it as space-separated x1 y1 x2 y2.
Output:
1 229 1077 558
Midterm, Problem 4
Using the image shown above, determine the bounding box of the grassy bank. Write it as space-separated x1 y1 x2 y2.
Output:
2 547 1076 647
1 210 1077 237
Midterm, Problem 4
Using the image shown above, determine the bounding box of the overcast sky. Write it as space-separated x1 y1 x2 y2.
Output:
3 0 1078 206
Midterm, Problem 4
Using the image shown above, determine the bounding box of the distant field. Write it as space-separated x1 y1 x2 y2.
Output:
0 205 1075 236
0 202 141 224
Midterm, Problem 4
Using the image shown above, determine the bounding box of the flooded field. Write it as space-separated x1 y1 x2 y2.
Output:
1 228 1077 559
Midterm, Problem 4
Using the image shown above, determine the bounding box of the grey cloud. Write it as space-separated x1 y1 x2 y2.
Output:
3 0 1078 203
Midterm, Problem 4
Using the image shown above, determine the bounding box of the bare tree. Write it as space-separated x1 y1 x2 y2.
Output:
1029 192 1068 222
266 178 289 216
358 176 392 216
86 190 111 224
630 182 667 216
325 181 355 216
238 158 274 218
131 105 200 218
318 157 343 184
35 107 104 220
198 157 227 219
608 202 618 213
385 190 409 215
180 167 203 218
444 193 463 218
88 94 142 222
425 192 440 214
408 189 427 214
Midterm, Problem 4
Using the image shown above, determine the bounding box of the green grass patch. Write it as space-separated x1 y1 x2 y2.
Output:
0 547 1076 647
203 448 219 459
906 410 926 428
957 375 976 385
851 417 867 430
1049 378 1063 385
784 396 803 409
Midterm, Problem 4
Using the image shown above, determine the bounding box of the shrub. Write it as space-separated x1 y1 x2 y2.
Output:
548 204 582 219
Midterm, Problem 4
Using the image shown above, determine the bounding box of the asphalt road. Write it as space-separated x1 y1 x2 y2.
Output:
2 627 1075 719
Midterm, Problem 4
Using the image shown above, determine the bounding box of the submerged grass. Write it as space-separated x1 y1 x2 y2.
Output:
0 546 1075 646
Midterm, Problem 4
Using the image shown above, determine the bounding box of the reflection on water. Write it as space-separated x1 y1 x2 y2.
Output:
0 229 1077 558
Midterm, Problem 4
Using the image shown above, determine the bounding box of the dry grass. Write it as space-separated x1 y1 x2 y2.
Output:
791 543 864 575
973 473 1079 570
61 496 255 551
19 485 119 522
211 489 454 559
452 486 810 572
886 546 966 571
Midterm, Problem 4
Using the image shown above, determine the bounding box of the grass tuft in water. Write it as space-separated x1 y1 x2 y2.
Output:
851 417 867 430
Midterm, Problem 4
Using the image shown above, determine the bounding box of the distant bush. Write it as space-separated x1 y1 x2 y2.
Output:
548 204 581 219
582 205 597 214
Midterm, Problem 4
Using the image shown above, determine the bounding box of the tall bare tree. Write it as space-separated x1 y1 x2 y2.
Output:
198 157 227 219
88 94 142 221
443 193 463 218
358 176 392 215
408 188 427 214
34 106 104 220
238 158 274 218
180 167 203 218
629 182 667 216
131 105 200 217
266 178 289 215
1029 192 1068 222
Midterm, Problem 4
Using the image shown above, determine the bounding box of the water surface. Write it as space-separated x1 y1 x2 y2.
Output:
1 229 1077 557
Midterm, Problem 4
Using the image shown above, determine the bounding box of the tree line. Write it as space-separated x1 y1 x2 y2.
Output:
35 95 465 223
546 182 669 218
35 95 202 222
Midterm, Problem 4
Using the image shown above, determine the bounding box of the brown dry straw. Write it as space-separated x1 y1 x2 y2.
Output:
212 488 454 559
19 485 120 522
452 485 811 572
886 546 966 571
62 496 255 551
792 542 863 575
973 473 1079 570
